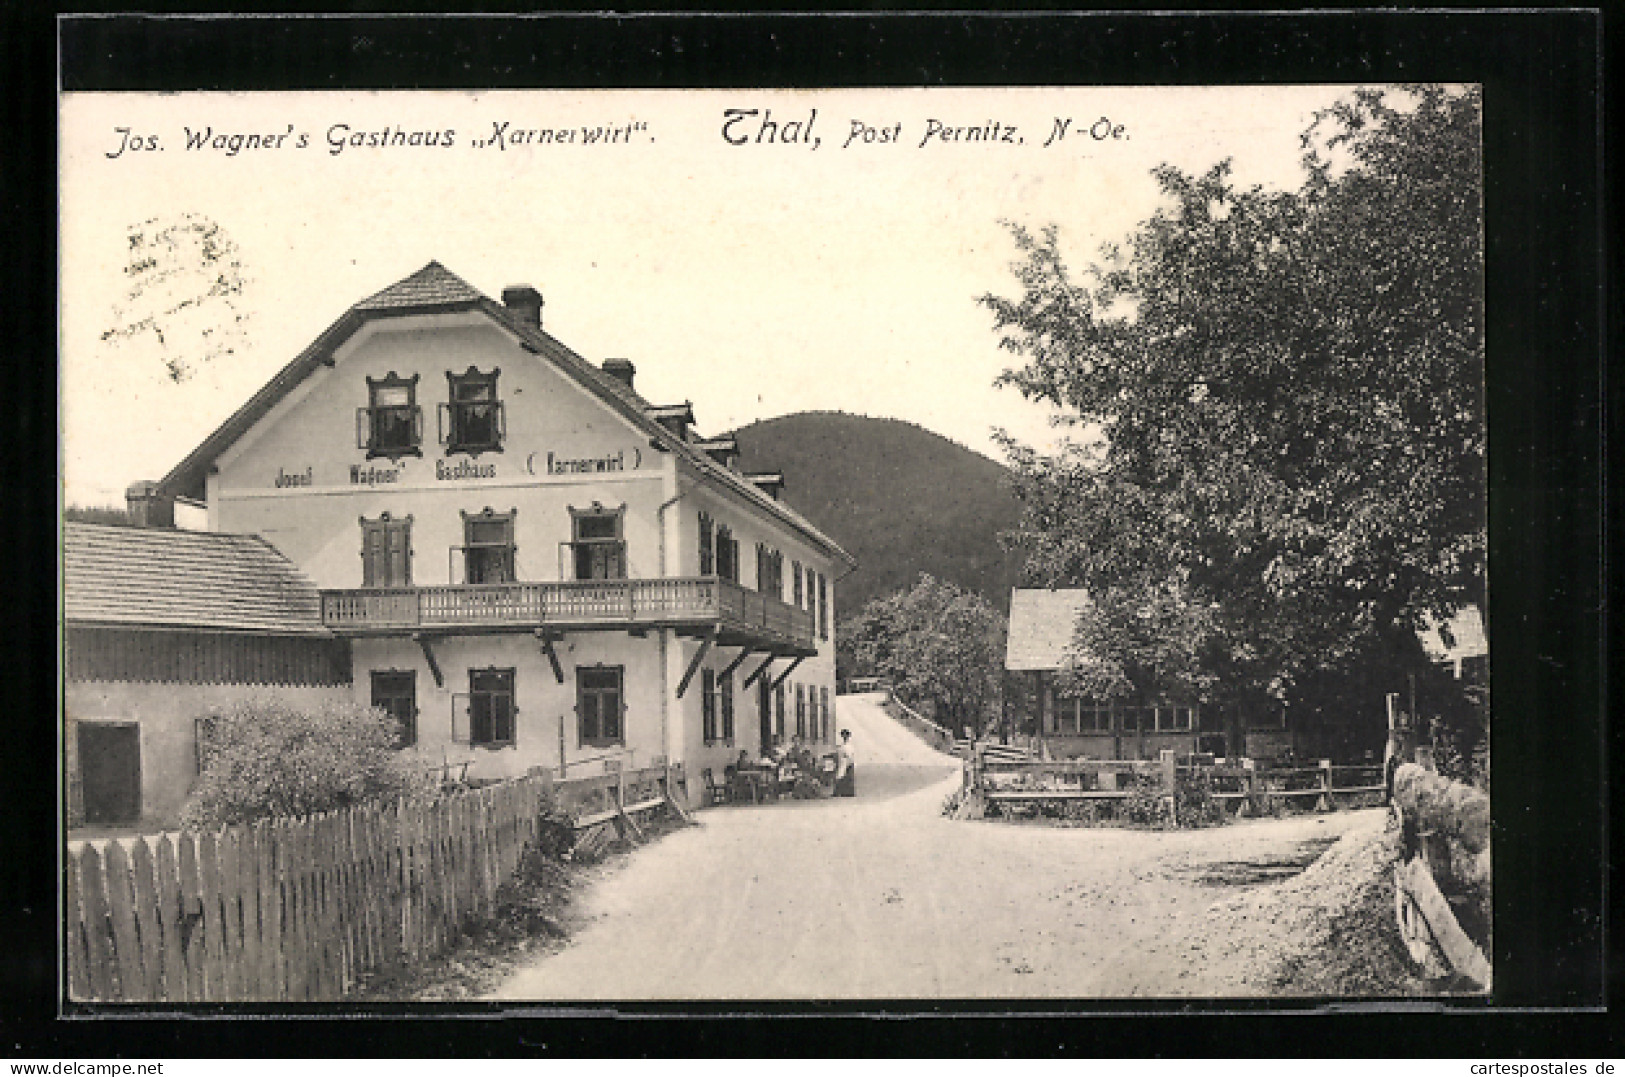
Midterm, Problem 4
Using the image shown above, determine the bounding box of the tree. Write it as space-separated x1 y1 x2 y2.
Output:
182 699 431 830
840 574 1006 732
64 503 138 527
985 87 1485 726
1057 579 1221 705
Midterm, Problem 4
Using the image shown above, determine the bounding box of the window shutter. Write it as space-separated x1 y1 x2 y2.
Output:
356 408 370 450
388 521 410 585
614 675 626 741
361 523 379 587
451 693 471 744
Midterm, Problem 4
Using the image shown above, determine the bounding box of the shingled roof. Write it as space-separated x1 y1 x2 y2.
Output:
158 262 854 568
1005 588 1092 672
354 260 485 312
63 522 330 636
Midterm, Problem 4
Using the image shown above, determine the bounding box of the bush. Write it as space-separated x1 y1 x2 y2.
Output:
1173 772 1226 828
1120 775 1168 828
1061 799 1101 826
182 699 434 830
533 798 577 860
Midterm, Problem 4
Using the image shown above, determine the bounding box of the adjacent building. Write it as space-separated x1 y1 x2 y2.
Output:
63 520 352 828
1419 606 1489 684
1005 588 1223 761
140 262 854 802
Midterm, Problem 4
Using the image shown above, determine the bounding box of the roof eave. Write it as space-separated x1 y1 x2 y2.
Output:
64 618 335 639
158 299 487 501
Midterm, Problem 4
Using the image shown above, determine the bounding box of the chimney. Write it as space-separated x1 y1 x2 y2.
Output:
501 285 543 329
602 358 636 391
125 480 175 528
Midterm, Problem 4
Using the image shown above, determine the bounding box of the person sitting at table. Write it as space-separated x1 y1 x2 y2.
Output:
793 743 817 775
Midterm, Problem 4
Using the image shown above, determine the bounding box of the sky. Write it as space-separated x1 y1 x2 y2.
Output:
59 86 1359 508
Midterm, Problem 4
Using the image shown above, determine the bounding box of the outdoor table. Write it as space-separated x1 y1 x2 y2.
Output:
732 768 776 804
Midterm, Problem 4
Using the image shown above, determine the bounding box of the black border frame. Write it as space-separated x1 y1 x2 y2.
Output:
6 7 1610 1058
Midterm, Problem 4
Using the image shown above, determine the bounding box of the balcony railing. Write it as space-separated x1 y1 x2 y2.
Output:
320 576 815 650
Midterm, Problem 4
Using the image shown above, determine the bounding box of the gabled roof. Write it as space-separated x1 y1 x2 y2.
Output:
157 262 855 568
1005 587 1092 671
63 522 330 636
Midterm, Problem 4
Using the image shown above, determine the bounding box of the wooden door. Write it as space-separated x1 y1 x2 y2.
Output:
77 722 141 827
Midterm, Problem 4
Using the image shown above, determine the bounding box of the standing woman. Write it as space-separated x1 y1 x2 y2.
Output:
833 728 857 797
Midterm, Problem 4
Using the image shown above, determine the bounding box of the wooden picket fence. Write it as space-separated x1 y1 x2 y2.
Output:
66 774 551 1003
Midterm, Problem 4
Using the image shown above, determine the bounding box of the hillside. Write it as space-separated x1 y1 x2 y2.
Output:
731 412 1023 615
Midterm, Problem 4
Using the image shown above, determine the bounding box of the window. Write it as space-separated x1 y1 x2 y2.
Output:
461 508 516 584
702 668 718 743
570 506 626 580
795 683 806 739
1081 703 1112 733
793 562 805 608
359 372 422 458
820 685 830 742
578 666 624 746
698 512 715 575
371 670 417 747
468 668 515 748
1056 700 1111 735
441 366 505 455
716 525 738 582
360 513 412 587
701 669 735 745
1155 706 1195 732
757 544 783 598
773 682 786 741
1249 707 1288 731
817 573 828 640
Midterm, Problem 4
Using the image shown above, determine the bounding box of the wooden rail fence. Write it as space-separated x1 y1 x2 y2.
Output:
960 749 1384 819
882 694 958 755
551 762 691 860
1389 762 1492 990
67 762 691 1003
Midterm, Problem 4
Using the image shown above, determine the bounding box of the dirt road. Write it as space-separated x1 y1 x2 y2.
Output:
489 694 1391 1000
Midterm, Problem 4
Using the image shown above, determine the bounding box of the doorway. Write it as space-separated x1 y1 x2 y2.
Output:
78 721 141 827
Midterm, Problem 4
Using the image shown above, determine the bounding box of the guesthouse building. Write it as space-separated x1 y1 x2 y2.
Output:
147 262 854 801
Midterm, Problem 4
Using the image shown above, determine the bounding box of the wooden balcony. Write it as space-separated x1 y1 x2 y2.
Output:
320 576 816 654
